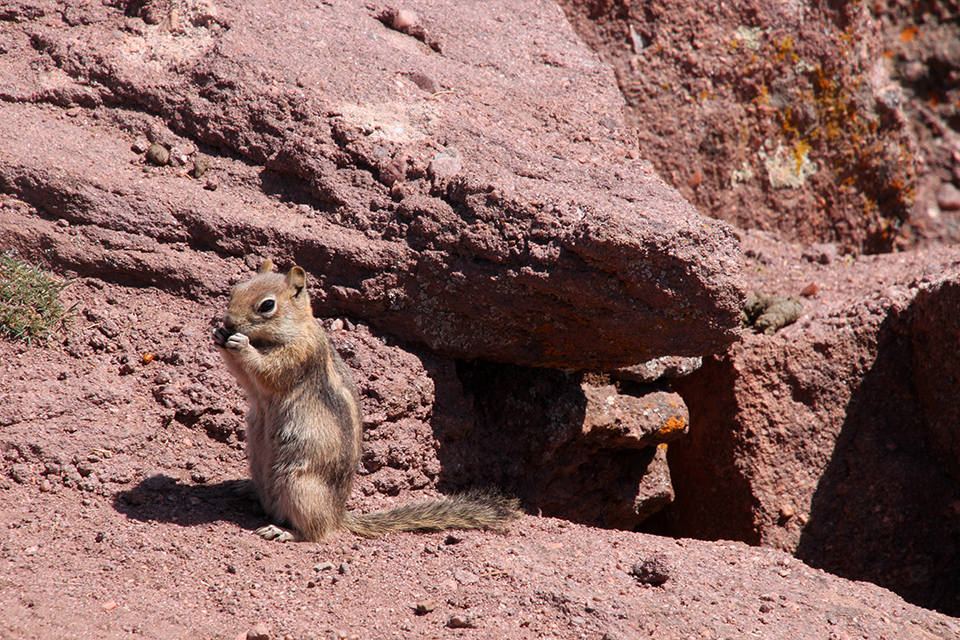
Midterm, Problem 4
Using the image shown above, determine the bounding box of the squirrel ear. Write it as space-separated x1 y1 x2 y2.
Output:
258 258 274 274
287 266 307 296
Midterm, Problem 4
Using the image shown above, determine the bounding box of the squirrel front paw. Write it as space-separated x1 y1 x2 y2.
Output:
212 326 232 348
224 332 250 351
213 327 249 351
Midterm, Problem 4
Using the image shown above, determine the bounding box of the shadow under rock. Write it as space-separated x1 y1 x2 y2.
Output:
795 308 960 616
643 353 762 544
112 475 268 533
424 356 672 530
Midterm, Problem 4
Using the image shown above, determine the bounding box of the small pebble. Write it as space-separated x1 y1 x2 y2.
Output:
454 569 479 585
166 146 185 166
204 176 219 191
146 144 169 166
687 171 702 188
65 106 81 118
131 137 151 154
314 561 335 572
409 72 439 93
101 600 118 611
779 504 795 519
630 554 672 586
247 623 270 640
447 615 475 629
800 282 819 297
414 599 436 615
192 155 211 179
392 9 418 30
937 182 960 211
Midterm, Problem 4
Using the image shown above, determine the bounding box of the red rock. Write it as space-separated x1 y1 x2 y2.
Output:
658 231 960 613
557 0 918 253
247 624 270 640
0 0 743 370
936 182 960 211
455 361 686 528
911 272 960 481
800 282 819 297
391 9 418 31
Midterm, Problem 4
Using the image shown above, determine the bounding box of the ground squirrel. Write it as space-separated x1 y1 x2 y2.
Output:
213 259 519 542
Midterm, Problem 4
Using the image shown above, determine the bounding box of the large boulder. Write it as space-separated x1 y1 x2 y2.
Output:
0 0 743 369
650 230 960 615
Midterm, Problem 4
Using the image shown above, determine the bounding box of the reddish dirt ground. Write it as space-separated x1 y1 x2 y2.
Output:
2 276 958 639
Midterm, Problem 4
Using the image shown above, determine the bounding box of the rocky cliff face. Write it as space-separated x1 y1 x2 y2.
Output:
557 0 958 254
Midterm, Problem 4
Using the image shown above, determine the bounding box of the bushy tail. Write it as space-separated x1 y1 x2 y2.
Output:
343 490 521 538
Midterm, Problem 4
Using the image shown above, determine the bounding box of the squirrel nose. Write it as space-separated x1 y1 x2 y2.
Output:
223 314 236 331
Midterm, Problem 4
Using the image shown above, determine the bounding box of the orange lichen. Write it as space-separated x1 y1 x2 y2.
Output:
656 416 686 439
792 139 812 173
753 37 916 251
755 84 770 106
774 37 799 63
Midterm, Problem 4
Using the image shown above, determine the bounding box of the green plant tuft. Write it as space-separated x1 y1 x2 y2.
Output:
0 253 74 344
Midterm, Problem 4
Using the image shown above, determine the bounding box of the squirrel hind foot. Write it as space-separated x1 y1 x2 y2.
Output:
256 524 296 543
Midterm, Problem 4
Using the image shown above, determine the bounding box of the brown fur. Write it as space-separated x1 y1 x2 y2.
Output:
213 259 519 542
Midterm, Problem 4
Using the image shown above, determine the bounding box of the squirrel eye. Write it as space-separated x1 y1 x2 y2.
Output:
257 299 276 314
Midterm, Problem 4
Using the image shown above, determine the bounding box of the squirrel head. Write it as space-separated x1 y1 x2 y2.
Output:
222 259 313 346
